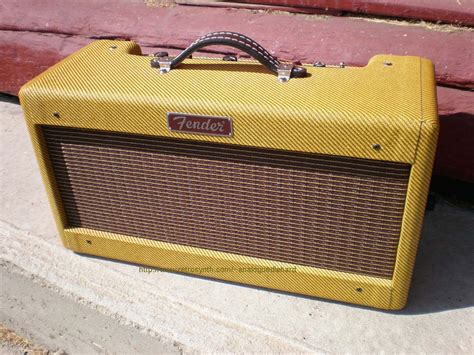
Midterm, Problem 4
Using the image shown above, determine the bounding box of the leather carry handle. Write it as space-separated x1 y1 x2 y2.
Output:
151 31 307 80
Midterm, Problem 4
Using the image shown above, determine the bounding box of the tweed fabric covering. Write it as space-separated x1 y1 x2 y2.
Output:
19 40 438 309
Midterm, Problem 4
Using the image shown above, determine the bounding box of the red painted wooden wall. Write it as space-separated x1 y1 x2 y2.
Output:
240 0 474 25
1 0 473 181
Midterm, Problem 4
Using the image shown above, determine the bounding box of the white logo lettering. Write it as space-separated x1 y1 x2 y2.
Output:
172 116 226 133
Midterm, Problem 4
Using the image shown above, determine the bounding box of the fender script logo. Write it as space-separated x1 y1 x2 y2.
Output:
167 113 233 137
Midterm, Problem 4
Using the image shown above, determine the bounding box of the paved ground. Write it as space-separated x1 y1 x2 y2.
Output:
1 95 473 353
0 263 180 354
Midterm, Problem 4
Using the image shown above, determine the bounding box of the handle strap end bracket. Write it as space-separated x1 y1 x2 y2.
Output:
151 56 174 74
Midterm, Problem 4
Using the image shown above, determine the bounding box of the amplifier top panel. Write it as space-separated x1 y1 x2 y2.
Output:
20 40 438 164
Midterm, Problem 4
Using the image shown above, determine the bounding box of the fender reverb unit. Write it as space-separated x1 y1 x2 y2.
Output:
20 32 438 309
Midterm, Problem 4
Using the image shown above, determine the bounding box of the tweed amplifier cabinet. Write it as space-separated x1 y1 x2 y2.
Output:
20 32 438 309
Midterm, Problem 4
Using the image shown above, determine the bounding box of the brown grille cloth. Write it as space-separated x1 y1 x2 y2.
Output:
43 126 410 278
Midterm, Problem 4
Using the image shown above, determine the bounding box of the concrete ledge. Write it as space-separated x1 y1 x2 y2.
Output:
1 97 473 352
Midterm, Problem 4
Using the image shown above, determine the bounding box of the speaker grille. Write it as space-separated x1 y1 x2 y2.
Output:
43 126 410 278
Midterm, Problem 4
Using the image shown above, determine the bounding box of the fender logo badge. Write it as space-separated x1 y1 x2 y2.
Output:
167 112 233 137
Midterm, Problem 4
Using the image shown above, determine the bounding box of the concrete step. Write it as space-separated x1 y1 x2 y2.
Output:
1 97 473 353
